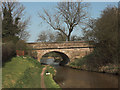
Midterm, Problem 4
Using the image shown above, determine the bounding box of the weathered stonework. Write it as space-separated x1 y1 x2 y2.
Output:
27 41 94 64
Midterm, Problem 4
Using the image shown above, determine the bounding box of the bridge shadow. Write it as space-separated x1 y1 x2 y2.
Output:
40 51 70 66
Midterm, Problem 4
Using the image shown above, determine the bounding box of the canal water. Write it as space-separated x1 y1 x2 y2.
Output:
53 66 118 88
42 58 118 88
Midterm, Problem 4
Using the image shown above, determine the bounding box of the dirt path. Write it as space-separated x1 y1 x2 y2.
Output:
41 66 47 90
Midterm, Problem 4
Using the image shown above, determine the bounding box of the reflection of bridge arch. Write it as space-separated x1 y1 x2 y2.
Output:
40 51 70 65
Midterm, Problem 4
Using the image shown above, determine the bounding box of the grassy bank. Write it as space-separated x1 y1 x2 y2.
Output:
14 67 43 88
44 66 61 88
69 53 119 75
2 56 45 88
2 56 61 88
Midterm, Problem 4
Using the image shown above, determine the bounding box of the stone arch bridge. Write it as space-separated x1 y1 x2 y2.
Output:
27 41 94 64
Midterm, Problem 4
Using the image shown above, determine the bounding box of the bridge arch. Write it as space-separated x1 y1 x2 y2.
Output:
29 41 94 64
37 50 70 65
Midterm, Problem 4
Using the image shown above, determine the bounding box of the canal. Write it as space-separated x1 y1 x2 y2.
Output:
41 58 118 88
53 66 118 88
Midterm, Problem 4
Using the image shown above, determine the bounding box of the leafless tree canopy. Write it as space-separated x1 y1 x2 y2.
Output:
37 31 47 42
38 2 88 41
2 1 30 41
2 2 25 20
18 30 30 41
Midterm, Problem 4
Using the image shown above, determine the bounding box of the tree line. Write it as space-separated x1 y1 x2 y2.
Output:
70 5 119 70
1 2 30 65
2 2 30 43
84 6 119 65
36 30 83 42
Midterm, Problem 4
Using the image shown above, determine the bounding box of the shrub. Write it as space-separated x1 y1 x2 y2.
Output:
16 40 27 51
2 41 16 65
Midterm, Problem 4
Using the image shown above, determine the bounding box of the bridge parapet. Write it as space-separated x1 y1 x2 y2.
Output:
27 41 94 49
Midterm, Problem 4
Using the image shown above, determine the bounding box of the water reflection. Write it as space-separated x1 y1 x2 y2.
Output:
41 58 59 65
40 58 118 88
54 66 118 88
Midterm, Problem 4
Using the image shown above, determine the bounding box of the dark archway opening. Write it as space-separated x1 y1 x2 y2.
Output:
40 51 70 66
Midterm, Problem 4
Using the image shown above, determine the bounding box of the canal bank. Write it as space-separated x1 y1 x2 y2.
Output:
68 63 119 75
43 65 61 88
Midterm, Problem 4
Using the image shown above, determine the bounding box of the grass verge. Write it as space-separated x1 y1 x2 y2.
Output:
44 66 61 89
69 53 119 75
2 56 44 88
14 67 43 88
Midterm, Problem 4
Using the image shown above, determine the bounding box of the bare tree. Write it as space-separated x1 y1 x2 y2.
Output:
37 31 47 42
55 31 66 42
47 31 56 42
2 2 25 21
37 30 67 42
38 2 88 41
2 1 30 41
17 17 30 41
18 30 30 41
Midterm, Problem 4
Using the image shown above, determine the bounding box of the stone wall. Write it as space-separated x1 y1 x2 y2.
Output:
27 41 94 64
27 41 93 49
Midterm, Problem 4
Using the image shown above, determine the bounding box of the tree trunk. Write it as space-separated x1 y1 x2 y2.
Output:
67 34 70 41
67 29 72 41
